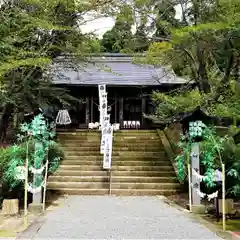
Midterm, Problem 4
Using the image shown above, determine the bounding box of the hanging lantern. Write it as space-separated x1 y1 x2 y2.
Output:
56 110 71 125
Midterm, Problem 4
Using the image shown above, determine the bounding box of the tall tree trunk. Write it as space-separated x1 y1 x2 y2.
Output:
196 45 211 93
0 104 14 142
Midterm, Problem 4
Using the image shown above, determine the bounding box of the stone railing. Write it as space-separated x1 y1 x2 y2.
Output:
157 123 185 184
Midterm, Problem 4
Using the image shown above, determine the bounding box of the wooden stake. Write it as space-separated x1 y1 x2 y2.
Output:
42 159 49 212
188 163 192 212
24 141 29 228
222 163 226 231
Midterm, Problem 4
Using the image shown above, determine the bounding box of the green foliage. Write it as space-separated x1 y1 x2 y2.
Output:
101 18 134 53
175 125 240 194
144 0 240 121
221 139 240 196
175 134 192 181
152 89 206 122
0 0 112 140
2 114 63 189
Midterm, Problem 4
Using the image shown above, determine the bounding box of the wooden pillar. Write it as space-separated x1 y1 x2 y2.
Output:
90 94 93 123
141 95 146 129
115 93 117 123
85 96 89 126
119 97 123 128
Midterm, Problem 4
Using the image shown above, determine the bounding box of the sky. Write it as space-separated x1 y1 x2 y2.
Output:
81 5 182 38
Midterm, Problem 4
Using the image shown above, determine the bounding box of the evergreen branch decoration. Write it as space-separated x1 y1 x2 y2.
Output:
175 124 240 196
3 114 63 190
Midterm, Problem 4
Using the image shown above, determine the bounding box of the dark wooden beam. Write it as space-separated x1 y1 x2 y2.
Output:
141 95 146 128
119 97 123 128
115 93 117 123
90 93 93 123
85 96 89 126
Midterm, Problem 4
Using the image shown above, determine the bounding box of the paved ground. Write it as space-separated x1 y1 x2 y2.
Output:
29 196 222 239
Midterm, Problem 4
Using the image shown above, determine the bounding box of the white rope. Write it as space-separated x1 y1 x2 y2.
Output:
207 191 219 201
56 110 71 125
29 163 47 174
192 168 222 182
195 188 206 198
193 187 219 200
192 168 206 182
27 181 45 194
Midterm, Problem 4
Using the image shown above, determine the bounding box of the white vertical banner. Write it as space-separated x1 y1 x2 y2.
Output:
100 114 110 154
98 85 107 128
103 125 113 169
98 85 113 170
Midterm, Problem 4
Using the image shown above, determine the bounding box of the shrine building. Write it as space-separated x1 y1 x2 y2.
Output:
52 53 187 129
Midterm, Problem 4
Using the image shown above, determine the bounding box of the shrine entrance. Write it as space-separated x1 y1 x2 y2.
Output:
90 97 118 124
60 86 159 130
123 98 142 128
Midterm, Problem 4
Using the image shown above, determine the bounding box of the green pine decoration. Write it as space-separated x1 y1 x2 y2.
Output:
3 114 63 190
175 125 225 188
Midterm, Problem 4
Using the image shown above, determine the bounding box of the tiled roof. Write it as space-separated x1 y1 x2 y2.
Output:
51 54 187 86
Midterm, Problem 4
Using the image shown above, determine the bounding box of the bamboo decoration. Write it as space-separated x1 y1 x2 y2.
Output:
24 141 29 228
188 163 192 212
42 158 49 212
222 163 226 231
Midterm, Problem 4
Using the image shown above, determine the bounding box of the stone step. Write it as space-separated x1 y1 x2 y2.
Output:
57 138 100 142
64 151 166 157
114 136 160 140
57 132 101 136
65 152 101 156
112 171 176 177
47 181 109 189
111 189 180 196
62 147 164 152
64 155 166 161
59 165 173 171
112 182 180 189
54 170 108 177
54 170 175 177
47 188 109 195
48 175 109 182
115 130 157 133
60 146 164 151
47 181 180 190
58 142 164 148
112 176 178 183
61 160 171 166
48 175 178 183
47 188 179 196
57 134 160 141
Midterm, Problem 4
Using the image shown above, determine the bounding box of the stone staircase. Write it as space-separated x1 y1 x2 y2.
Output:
47 130 181 195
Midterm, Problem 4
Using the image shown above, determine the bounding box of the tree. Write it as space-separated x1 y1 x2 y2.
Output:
101 4 134 53
146 0 240 122
0 0 114 141
152 0 180 39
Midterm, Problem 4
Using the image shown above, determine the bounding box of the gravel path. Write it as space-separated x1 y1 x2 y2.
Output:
32 196 222 239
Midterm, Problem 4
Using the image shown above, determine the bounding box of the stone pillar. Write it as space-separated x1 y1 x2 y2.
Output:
191 142 205 213
119 97 123 128
29 142 43 214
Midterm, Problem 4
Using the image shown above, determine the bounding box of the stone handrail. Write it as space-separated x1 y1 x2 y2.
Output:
156 129 184 184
